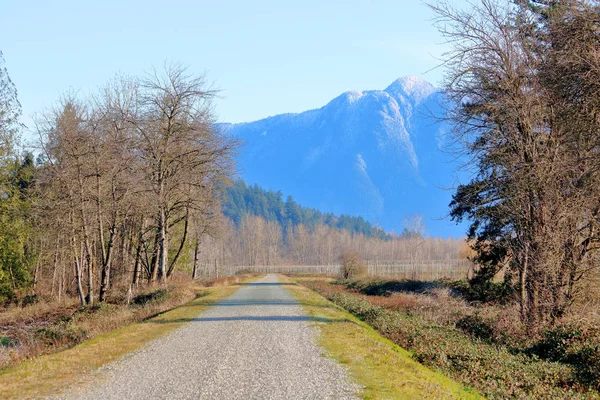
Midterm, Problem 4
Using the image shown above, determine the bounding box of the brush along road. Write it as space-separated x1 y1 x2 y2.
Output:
62 274 357 399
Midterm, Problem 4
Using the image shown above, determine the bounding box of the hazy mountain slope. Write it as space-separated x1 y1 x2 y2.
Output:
221 77 465 237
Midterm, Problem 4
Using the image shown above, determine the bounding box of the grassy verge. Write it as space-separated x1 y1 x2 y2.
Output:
301 278 600 399
0 277 255 399
282 276 481 400
0 274 255 371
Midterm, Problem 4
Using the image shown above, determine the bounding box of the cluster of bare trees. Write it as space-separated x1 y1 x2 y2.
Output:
432 0 600 324
32 65 236 305
190 215 466 273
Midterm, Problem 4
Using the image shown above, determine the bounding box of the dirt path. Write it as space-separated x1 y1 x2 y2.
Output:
61 274 357 399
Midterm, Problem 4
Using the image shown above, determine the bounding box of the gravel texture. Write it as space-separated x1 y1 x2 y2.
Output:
61 274 358 399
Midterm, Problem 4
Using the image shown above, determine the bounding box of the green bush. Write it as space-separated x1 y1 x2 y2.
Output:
456 314 494 342
528 325 600 391
35 325 87 347
20 293 39 307
449 278 514 304
0 336 17 347
344 278 442 296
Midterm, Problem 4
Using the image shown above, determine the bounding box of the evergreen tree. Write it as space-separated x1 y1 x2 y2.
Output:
222 179 389 240
0 52 32 302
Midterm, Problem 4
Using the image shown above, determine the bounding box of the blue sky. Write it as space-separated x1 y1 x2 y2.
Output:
1 0 464 131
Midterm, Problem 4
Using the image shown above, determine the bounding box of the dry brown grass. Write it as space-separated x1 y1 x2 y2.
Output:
300 277 600 398
320 276 600 352
199 275 250 287
0 273 256 371
0 276 257 399
308 279 532 346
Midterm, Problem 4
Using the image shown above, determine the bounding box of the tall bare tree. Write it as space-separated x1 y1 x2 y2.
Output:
430 0 600 324
133 65 236 283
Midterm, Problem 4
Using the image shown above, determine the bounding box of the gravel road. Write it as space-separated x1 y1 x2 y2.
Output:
62 274 358 400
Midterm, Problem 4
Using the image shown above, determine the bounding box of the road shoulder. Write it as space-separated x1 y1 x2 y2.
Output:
0 282 248 399
283 275 482 400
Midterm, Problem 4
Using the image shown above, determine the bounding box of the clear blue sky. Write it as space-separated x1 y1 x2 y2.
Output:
1 0 464 132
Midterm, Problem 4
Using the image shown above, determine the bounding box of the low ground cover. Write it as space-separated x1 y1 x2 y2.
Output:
298 277 600 399
0 273 254 372
283 276 481 399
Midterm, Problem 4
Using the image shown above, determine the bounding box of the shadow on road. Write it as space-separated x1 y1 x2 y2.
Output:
214 299 299 306
146 315 353 324
176 297 335 308
234 282 296 286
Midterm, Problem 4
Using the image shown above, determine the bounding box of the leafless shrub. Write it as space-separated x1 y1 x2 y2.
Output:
339 249 367 279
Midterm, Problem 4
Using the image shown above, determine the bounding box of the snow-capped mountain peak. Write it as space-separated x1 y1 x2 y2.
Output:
221 77 464 236
385 75 438 105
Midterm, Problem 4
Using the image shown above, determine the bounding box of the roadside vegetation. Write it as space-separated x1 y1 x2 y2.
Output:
0 273 254 371
0 274 255 398
283 276 481 400
299 276 599 399
431 0 600 325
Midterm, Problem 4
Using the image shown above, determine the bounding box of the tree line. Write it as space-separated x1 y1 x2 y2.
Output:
433 0 600 325
0 59 236 305
194 214 466 271
223 179 389 239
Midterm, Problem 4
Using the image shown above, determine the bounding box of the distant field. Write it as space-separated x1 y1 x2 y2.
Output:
231 260 473 281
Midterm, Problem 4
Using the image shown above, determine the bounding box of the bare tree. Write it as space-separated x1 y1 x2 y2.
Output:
31 65 237 302
430 0 600 324
131 64 236 283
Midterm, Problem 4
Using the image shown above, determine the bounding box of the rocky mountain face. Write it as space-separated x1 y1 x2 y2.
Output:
220 77 466 237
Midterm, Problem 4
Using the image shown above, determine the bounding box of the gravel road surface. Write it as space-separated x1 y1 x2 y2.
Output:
62 274 358 399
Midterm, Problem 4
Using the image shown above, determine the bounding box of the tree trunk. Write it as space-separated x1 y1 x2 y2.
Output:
99 223 116 302
167 206 189 277
132 234 142 286
72 241 85 306
69 207 86 306
192 236 200 280
50 243 59 297
59 249 66 302
520 246 529 322
157 206 168 282
77 170 94 305
149 212 161 284
96 166 107 297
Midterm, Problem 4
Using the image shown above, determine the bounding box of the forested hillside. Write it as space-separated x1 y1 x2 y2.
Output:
223 180 388 239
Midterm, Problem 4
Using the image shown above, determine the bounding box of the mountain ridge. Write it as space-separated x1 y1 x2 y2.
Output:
220 76 466 237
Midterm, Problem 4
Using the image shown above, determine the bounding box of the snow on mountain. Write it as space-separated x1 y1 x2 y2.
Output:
220 77 467 237
385 75 437 105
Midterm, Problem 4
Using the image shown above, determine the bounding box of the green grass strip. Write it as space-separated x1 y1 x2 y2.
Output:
284 276 482 400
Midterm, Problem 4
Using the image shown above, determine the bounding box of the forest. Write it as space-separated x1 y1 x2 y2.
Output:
0 61 238 305
222 179 389 239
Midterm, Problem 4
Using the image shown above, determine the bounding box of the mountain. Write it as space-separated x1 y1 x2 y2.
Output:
220 77 467 237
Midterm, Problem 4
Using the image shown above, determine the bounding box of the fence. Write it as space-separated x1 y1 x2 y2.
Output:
231 265 340 276
229 260 474 281
366 260 474 281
